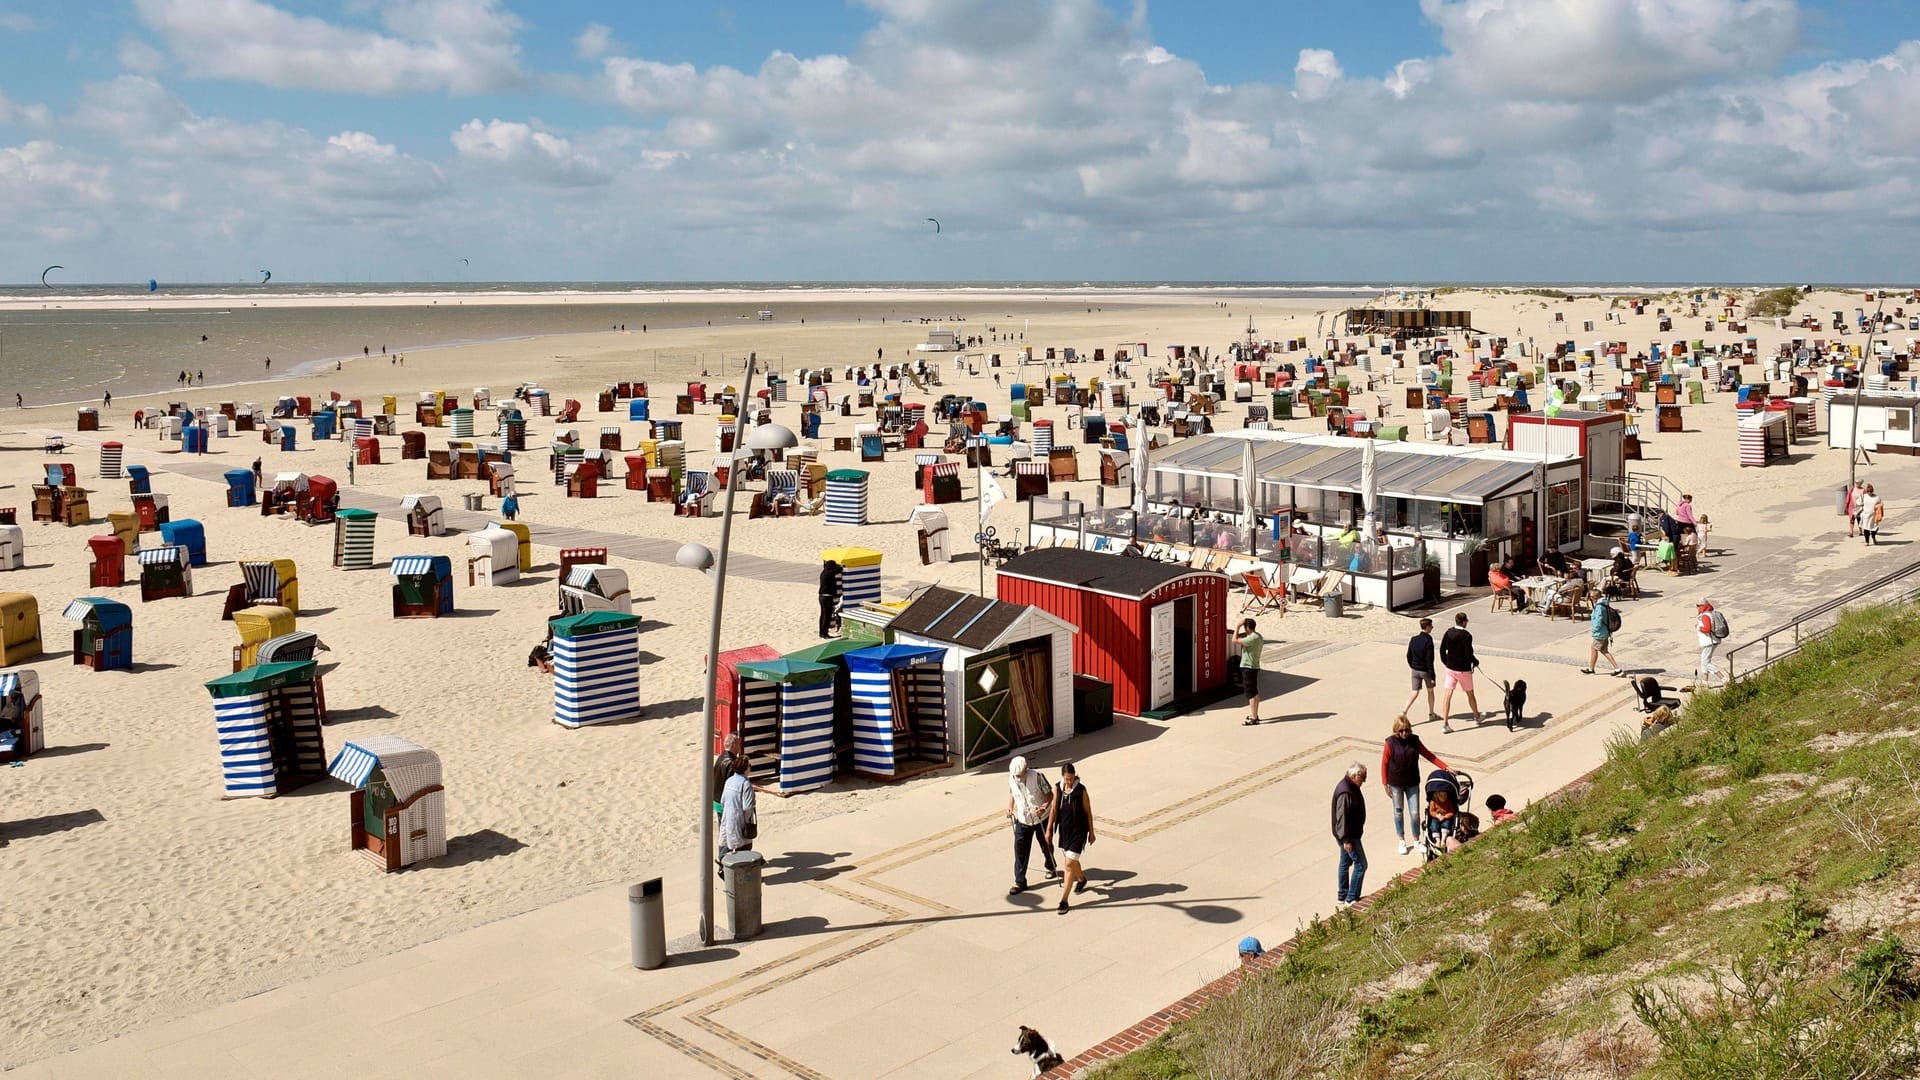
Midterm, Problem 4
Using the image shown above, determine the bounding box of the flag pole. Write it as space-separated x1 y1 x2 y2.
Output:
977 443 986 597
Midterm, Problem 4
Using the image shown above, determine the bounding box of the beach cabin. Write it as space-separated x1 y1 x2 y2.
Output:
327 737 447 872
466 526 520 586
256 631 322 666
0 670 43 763
496 521 533 572
733 658 840 794
551 611 642 728
224 469 257 507
138 545 193 602
64 598 132 671
87 534 123 586
822 547 883 613
391 555 454 618
99 441 123 479
888 587 1075 768
127 464 152 494
206 660 328 799
333 508 377 569
1739 410 1791 467
997 549 1228 718
158 519 207 567
108 510 139 554
1828 390 1920 455
233 606 296 670
845 644 950 780
558 565 632 616
132 492 170 531
0 524 21 571
266 472 307 516
824 469 870 525
239 559 299 611
401 495 445 536
0 593 38 667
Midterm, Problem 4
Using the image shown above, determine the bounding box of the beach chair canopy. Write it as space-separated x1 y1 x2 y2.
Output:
550 610 641 638
138 545 188 567
256 630 322 664
327 736 441 801
400 495 442 516
205 658 318 699
845 643 947 673
735 658 838 686
62 597 130 633
390 555 452 580
271 472 309 492
565 565 628 596
235 606 296 640
784 639 865 666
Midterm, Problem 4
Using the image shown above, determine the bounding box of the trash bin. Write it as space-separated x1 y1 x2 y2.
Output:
1836 485 1849 515
463 493 485 512
630 877 665 969
1324 591 1345 619
1072 674 1114 735
721 851 766 940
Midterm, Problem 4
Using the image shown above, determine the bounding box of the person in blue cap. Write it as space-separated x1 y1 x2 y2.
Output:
1237 937 1264 964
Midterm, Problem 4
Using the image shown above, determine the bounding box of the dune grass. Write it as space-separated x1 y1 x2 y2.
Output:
1091 603 1920 1079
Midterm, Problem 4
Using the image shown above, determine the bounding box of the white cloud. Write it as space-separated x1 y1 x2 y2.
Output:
0 90 49 127
116 37 169 75
1419 0 1799 102
1293 49 1342 102
575 21 621 60
0 9 37 31
133 0 523 95
451 118 612 185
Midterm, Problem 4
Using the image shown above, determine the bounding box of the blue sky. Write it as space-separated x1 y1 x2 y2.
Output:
2 0 1919 283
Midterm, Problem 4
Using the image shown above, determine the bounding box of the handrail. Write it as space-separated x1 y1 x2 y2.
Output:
1724 558 1920 680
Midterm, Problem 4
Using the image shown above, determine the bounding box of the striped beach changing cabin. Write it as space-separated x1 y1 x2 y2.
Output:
734 658 840 794
206 660 328 799
333 508 377 569
822 546 882 609
0 670 44 763
551 610 642 728
824 469 869 525
845 644 949 779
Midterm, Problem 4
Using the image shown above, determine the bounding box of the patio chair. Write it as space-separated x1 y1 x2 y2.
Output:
1296 569 1347 606
1240 570 1288 615
1548 582 1592 621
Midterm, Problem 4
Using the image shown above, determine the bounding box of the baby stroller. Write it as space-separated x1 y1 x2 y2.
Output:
1423 768 1474 862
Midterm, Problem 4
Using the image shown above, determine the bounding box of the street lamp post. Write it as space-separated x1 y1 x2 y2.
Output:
680 353 797 947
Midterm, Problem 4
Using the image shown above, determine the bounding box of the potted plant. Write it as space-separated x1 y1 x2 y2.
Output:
1453 535 1489 588
1422 552 1443 603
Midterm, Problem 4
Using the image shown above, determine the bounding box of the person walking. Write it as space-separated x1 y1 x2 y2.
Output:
1235 618 1265 725
1437 612 1483 732
1399 617 1440 725
1846 479 1865 538
1696 599 1729 686
817 560 842 638
1381 717 1447 856
1006 755 1057 895
251 456 263 489
712 733 743 837
1858 483 1884 545
1048 762 1093 913
719 751 757 860
1584 593 1624 675
102 390 112 409
1332 762 1369 907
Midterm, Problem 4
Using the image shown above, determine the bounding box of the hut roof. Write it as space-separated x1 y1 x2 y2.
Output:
997 548 1219 600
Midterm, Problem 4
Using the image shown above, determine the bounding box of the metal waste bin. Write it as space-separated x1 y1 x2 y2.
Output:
463 492 485 512
1837 485 1849 515
630 877 665 969
1324 591 1345 619
721 850 766 940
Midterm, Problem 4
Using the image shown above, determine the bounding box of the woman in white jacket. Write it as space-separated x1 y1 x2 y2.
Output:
1857 484 1885 546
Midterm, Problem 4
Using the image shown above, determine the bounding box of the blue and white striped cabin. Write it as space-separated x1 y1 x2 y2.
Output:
550 611 641 728
845 644 948 779
735 658 840 794
205 660 328 799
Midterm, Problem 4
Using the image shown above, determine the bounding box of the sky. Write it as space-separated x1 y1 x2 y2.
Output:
2 0 1919 284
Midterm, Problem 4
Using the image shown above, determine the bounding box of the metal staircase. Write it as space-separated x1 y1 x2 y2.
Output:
1589 472 1682 535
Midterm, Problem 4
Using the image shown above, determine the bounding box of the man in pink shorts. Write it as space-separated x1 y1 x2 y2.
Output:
1437 612 1483 733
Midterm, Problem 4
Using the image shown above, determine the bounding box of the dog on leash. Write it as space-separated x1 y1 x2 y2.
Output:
1499 678 1527 732
1012 1025 1065 1076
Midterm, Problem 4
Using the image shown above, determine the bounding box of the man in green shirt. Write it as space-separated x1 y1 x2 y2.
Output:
1236 618 1265 725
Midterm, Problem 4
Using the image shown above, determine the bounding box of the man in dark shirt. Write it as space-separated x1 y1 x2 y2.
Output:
1399 617 1439 725
1438 612 1483 733
1331 763 1369 907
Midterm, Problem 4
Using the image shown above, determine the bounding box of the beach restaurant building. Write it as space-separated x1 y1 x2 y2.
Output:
1033 431 1586 610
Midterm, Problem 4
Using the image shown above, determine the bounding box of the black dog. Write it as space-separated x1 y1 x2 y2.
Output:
1012 1025 1065 1076
1500 679 1527 732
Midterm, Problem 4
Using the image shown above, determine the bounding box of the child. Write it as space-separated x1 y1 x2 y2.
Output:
1485 794 1514 824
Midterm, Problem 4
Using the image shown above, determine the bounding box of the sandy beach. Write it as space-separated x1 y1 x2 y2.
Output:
0 285 1898 1066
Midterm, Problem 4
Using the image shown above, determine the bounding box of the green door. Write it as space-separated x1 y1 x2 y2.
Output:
963 650 1015 766
364 771 394 844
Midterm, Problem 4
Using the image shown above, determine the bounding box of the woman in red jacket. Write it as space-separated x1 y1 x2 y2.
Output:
1381 715 1450 856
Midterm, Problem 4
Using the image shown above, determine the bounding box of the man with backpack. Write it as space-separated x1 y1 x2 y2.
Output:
1006 755 1058 895
1696 599 1730 686
1584 593 1624 676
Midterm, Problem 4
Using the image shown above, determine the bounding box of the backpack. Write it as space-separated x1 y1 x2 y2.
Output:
1708 609 1729 641
1604 602 1622 634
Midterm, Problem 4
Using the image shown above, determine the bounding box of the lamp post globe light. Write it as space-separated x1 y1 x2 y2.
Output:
689 355 797 946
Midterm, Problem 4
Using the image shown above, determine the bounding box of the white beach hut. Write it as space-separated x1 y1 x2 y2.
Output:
466 526 520 586
326 736 448 872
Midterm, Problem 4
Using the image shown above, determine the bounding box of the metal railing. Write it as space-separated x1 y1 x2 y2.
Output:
1725 558 1920 681
1590 472 1681 526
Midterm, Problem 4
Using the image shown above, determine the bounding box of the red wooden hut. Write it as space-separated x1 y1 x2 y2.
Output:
709 643 782 753
995 548 1228 718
